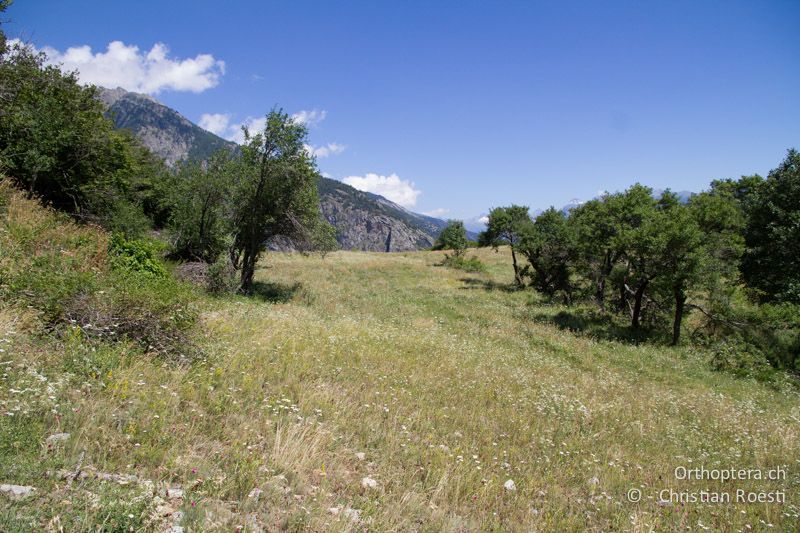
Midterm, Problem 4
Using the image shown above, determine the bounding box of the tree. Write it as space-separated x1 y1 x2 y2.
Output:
434 220 468 257
616 185 660 328
0 42 162 235
479 205 531 286
741 149 800 303
228 109 330 293
518 208 575 303
569 195 627 311
169 150 233 262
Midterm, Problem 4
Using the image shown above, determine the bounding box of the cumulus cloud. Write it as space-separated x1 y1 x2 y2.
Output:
343 173 421 208
478 215 490 224
305 142 346 158
291 109 327 128
423 208 450 218
199 113 231 136
205 110 343 151
223 116 267 144
29 40 225 94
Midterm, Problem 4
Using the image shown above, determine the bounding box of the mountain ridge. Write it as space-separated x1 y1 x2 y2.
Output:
96 87 455 251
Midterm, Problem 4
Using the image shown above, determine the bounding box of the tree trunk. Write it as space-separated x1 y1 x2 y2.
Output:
671 287 686 346
510 247 522 286
619 278 628 314
631 280 649 329
596 276 606 312
596 251 613 312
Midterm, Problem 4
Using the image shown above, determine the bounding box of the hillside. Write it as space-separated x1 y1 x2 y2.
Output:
97 87 455 251
1 182 797 531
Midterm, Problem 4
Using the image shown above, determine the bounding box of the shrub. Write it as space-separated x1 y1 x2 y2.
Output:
108 233 167 278
442 254 487 273
708 336 775 381
207 256 239 294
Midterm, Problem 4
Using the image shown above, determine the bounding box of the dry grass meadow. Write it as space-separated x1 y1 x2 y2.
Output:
1 185 798 531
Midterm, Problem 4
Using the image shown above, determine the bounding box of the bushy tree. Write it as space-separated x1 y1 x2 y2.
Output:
518 208 575 303
228 109 331 293
435 220 468 257
569 195 627 311
479 205 531 286
0 41 163 235
741 149 800 303
169 151 232 262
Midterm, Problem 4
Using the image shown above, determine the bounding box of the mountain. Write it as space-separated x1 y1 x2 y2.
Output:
96 87 450 251
97 88 233 166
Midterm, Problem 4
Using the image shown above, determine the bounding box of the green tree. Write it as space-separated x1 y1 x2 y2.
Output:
741 149 800 303
434 220 468 257
479 205 531 286
228 109 330 293
0 42 162 235
169 150 233 262
615 185 660 328
518 207 575 303
569 195 628 311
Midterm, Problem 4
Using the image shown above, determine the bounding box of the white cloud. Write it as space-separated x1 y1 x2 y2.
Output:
305 142 346 158
199 113 231 136
423 208 450 218
30 40 225 94
225 116 267 144
343 173 421 208
478 215 490 224
291 109 327 128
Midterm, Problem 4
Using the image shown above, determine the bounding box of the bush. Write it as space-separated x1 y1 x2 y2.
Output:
442 254 487 273
108 233 167 278
708 336 775 381
207 256 238 294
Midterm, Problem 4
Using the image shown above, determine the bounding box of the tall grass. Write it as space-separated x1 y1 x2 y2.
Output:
1 183 798 530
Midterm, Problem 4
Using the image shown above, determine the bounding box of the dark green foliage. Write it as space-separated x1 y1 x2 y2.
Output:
169 152 232 262
478 205 531 286
0 42 166 236
518 208 575 303
741 149 800 303
434 220 468 257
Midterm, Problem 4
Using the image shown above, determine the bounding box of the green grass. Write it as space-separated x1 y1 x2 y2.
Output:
1 183 798 530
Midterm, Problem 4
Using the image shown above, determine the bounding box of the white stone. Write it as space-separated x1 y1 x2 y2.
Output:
503 479 516 491
166 488 184 499
342 508 362 522
248 488 262 501
588 476 600 485
361 477 378 489
328 507 340 515
0 484 36 500
46 433 70 444
355 452 366 461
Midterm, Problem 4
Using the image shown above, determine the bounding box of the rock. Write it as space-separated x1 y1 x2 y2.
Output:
248 488 262 501
361 477 378 489
503 479 516 491
342 508 362 522
588 476 600 485
328 507 340 515
46 433 70 444
166 488 184 499
0 484 36 500
355 452 366 461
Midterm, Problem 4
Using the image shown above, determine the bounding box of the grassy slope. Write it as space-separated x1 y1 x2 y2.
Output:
1 188 798 531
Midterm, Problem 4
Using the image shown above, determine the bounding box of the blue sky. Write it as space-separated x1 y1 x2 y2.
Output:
7 1 800 224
